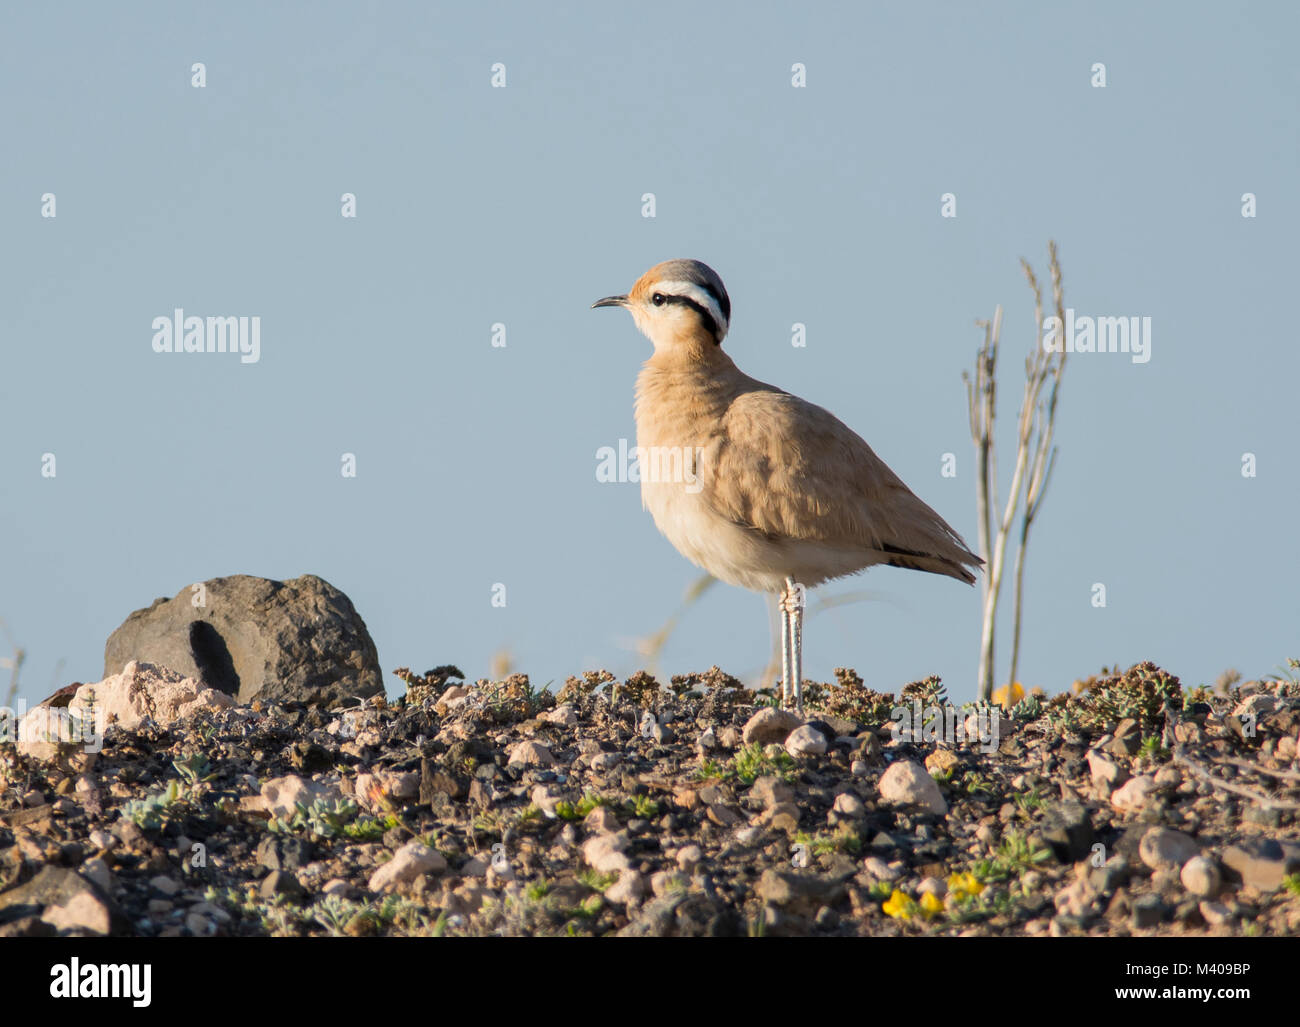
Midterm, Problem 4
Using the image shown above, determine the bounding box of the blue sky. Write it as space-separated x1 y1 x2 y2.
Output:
2 2 1297 707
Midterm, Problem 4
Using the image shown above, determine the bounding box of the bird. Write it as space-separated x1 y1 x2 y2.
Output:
592 258 982 713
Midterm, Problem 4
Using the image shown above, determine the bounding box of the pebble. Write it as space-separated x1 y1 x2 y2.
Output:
584 806 620 834
506 740 556 767
367 840 447 893
676 845 703 871
605 870 647 906
1138 828 1199 872
149 875 182 896
831 792 866 819
1199 900 1233 926
582 833 632 874
1221 838 1300 892
878 760 948 815
784 724 828 758
741 707 802 746
750 776 795 809
185 912 214 936
1110 775 1157 812
925 749 960 775
1086 749 1125 789
543 705 578 727
88 830 115 851
1180 855 1221 898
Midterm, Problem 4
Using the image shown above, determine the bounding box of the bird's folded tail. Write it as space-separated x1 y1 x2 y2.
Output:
878 542 981 585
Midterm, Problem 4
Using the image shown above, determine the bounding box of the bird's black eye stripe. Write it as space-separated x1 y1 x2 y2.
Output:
652 293 665 306
661 294 719 342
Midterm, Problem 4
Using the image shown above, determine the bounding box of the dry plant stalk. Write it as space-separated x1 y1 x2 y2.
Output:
0 617 24 708
963 242 1067 700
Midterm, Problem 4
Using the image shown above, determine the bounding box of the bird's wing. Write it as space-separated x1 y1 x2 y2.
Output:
698 385 980 577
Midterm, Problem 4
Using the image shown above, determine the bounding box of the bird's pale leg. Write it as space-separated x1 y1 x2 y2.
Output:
778 589 793 708
785 576 805 714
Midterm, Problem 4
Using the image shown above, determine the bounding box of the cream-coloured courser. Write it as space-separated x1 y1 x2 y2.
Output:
593 259 981 712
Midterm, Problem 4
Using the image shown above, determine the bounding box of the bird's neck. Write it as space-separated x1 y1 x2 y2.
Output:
644 336 736 374
634 346 744 443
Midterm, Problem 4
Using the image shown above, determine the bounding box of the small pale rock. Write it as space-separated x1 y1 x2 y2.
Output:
742 707 802 746
367 840 447 893
832 793 866 819
80 859 112 894
582 833 631 874
1174 720 1205 744
1222 838 1300 892
383 772 419 800
543 704 578 727
1180 855 1221 899
529 785 563 817
605 870 647 906
1109 719 1141 756
1087 750 1125 789
1198 900 1232 926
878 760 948 815
1110 775 1157 813
1053 877 1099 919
260 775 344 821
584 806 619 834
506 740 556 767
750 776 794 809
676 845 703 871
1139 828 1199 872
784 724 828 758
185 912 214 936
924 749 959 775
590 752 620 772
149 876 182 896
1231 694 1276 719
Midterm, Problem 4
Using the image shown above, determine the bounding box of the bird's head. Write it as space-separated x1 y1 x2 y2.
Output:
592 258 731 355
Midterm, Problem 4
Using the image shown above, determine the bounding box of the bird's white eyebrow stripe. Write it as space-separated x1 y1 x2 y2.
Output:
656 280 729 333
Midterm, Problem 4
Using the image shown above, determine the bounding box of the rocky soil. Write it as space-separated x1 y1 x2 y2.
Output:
2 661 1299 937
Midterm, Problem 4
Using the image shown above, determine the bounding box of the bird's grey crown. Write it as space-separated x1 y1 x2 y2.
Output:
660 259 731 324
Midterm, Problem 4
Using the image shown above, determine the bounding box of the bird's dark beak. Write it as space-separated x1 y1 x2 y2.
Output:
591 295 628 309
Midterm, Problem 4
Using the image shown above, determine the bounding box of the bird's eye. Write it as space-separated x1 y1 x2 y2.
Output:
652 293 666 306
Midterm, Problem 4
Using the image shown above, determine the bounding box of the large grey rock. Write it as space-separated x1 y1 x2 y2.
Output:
0 866 127 936
1221 838 1300 892
104 574 382 705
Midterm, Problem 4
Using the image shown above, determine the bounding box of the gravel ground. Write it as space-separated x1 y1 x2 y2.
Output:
2 661 1298 937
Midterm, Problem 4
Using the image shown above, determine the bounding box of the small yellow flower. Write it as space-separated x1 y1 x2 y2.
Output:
919 892 944 918
947 872 985 900
992 682 1025 710
882 889 915 920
